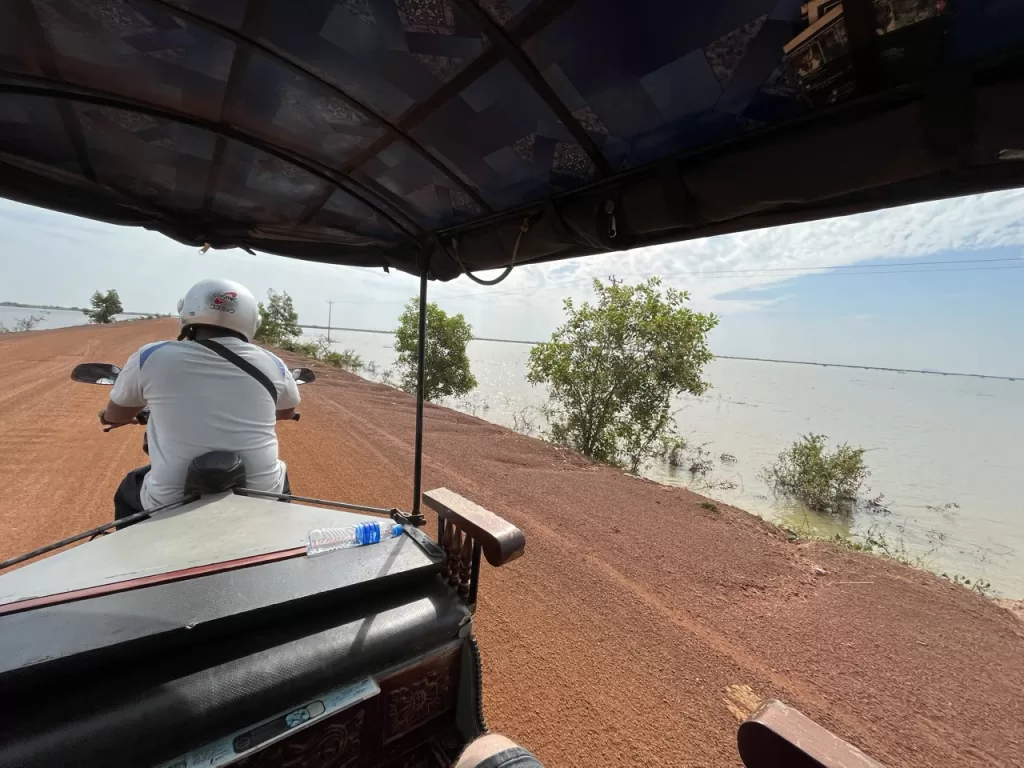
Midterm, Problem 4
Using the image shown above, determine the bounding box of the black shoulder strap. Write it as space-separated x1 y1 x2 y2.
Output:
194 339 279 405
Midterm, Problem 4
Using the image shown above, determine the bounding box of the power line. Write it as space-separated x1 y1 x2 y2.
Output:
295 323 1023 382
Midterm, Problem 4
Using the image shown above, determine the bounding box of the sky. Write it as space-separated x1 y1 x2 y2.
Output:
1 189 1023 377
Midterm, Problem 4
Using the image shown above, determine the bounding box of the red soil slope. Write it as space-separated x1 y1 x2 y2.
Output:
1 320 1021 767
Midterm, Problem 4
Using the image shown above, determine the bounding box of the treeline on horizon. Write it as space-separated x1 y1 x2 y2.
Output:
0 300 162 316
0 301 87 312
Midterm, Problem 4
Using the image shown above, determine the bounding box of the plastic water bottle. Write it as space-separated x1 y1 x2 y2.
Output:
307 521 404 556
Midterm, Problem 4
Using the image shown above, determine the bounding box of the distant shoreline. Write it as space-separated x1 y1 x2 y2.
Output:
0 302 155 317
5 306 1020 382
299 323 1023 383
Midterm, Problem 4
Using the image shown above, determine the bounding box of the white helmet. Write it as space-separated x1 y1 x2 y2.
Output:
176 278 261 342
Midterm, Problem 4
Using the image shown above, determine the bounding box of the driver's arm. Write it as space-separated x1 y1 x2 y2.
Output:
102 349 146 426
274 361 301 422
100 401 143 426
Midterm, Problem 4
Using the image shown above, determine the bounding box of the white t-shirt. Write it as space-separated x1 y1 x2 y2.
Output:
110 337 301 509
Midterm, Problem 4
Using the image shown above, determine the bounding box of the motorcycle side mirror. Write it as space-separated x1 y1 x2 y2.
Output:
71 363 122 385
291 367 315 384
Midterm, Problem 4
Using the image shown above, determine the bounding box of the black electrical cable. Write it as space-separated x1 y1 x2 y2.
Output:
448 218 531 286
0 494 200 572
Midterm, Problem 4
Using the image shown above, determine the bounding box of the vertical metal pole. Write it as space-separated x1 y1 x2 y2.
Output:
326 300 335 343
412 269 428 519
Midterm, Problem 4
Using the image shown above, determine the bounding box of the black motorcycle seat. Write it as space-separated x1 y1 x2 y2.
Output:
184 451 247 495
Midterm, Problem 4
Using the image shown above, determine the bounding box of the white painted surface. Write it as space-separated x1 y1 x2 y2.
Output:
0 494 378 605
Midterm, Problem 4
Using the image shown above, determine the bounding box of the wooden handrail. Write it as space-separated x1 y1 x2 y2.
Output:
422 488 525 567
738 700 885 768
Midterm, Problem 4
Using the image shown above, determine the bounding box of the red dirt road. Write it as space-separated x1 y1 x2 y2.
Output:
2 321 1023 767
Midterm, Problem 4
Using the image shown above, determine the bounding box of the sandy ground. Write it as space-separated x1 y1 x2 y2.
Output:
1 320 1022 767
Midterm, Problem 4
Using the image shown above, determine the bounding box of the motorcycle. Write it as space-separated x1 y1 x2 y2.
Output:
71 361 316 455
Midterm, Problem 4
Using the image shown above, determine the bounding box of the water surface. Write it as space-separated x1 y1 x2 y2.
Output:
318 328 1024 597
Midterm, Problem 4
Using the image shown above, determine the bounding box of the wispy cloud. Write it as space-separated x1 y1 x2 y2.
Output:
432 188 1024 318
2 189 1022 342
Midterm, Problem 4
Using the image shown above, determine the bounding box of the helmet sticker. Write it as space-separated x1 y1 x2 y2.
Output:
210 291 237 314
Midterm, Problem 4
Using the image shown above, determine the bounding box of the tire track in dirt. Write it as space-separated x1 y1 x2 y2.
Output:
409 463 859 764
269 359 1024 768
287 384 416 509
0 322 168 558
2 324 1022 768
273 379 972 765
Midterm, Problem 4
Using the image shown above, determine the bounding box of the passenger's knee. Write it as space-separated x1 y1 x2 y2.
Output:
455 734 543 768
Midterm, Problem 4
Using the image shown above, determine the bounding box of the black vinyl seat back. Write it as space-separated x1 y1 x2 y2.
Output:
184 451 247 495
0 578 473 768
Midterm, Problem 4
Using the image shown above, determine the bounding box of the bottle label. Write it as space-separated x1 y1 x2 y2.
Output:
356 522 381 545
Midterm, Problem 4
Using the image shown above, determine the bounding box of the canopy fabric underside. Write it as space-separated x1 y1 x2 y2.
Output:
1 0 1022 279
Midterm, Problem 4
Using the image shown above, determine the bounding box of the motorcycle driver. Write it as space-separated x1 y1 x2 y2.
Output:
99 278 301 522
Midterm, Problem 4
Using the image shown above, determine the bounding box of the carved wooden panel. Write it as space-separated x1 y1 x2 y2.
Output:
380 645 462 744
226 643 464 768
379 727 465 768
233 708 365 768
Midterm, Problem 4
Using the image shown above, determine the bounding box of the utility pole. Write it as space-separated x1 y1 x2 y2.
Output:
326 300 336 343
608 275 621 286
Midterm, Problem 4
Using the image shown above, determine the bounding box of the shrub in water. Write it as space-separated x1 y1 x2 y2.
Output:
761 433 869 515
527 277 717 473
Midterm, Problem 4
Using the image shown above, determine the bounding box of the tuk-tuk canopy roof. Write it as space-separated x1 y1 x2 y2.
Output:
1 0 1023 279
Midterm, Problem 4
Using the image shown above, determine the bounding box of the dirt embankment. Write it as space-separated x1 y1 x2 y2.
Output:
2 320 1022 767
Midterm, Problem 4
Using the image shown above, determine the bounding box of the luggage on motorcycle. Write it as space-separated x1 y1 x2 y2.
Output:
184 451 247 495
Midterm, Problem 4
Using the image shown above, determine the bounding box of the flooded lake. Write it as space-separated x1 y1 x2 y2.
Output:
316 328 1024 598
0 306 132 330
7 308 1021 597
